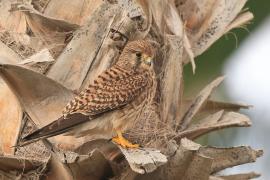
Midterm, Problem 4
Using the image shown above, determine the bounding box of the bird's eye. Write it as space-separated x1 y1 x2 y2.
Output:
136 52 142 58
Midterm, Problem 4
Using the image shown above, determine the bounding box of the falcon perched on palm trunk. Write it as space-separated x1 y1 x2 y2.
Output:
21 40 156 148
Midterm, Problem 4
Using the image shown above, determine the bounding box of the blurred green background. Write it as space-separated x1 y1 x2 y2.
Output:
184 1 270 95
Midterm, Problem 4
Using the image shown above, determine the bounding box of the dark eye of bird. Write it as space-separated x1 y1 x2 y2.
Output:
136 52 142 59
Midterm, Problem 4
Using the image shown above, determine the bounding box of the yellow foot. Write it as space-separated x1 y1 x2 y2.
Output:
112 131 139 148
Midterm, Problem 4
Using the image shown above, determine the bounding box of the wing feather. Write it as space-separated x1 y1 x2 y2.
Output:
63 65 149 116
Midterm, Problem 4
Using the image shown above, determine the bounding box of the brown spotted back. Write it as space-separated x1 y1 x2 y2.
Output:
63 64 152 117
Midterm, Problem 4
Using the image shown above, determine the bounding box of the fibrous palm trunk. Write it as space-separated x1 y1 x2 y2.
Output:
0 0 262 180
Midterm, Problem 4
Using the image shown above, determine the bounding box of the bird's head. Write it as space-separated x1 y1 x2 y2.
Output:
118 40 155 70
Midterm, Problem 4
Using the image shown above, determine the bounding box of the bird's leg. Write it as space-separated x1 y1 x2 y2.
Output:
112 130 139 148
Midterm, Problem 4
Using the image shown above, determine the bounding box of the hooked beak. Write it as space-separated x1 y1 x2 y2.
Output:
143 55 153 66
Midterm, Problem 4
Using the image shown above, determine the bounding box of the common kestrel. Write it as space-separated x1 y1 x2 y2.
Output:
21 40 156 148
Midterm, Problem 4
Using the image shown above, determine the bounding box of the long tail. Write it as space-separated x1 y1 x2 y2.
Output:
19 113 90 146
